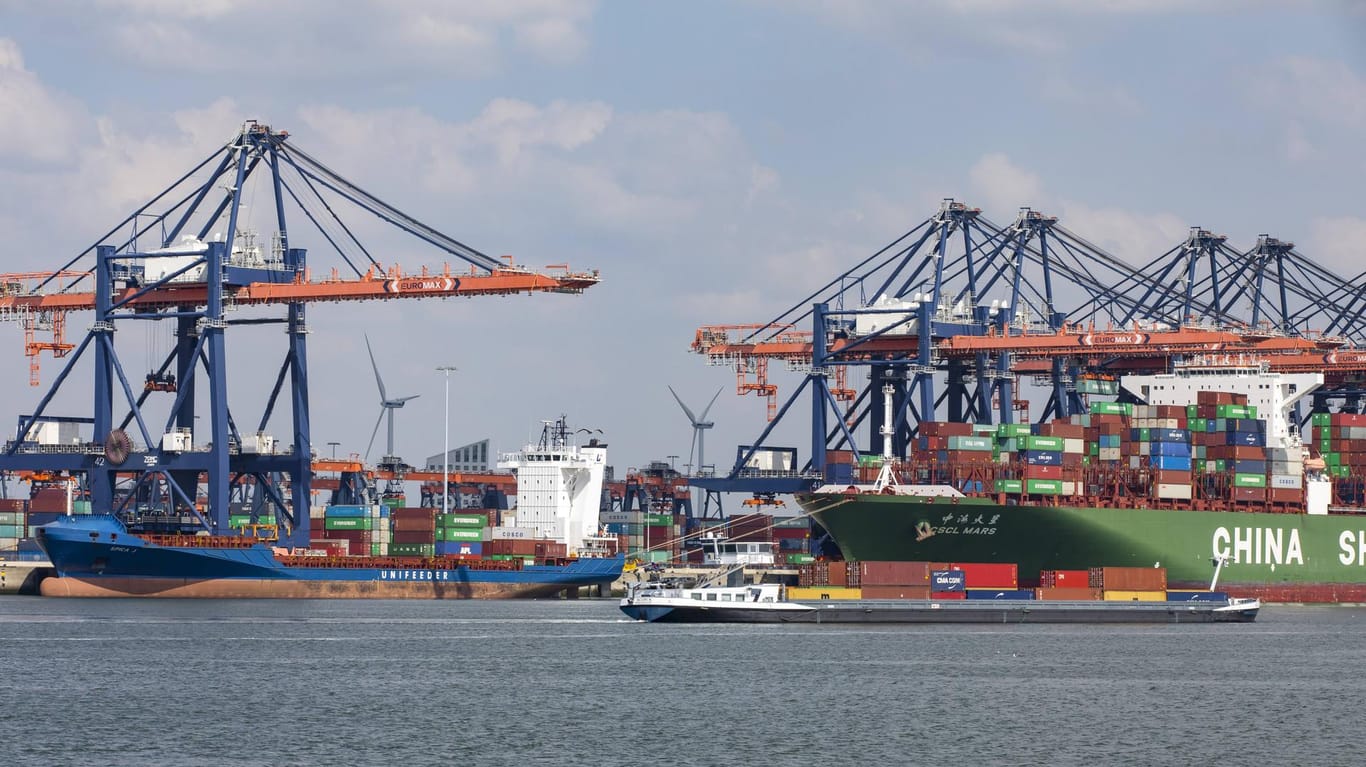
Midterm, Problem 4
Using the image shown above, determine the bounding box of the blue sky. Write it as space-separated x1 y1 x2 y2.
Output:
1 1 1364 480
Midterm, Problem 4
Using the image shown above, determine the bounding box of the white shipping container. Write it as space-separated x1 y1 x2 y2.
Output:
489 526 538 540
1138 443 1150 456
1155 483 1193 500
1063 438 1085 454
601 512 637 525
1270 474 1303 489
1129 456 1142 470
1099 447 1122 461
1158 418 1179 429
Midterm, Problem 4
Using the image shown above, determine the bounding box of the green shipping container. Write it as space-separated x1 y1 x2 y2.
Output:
0 512 20 525
643 551 672 563
389 543 435 557
438 514 487 528
325 517 373 530
1090 401 1131 416
1311 412 1331 426
1025 479 1064 494
1233 473 1267 488
645 514 674 526
995 479 1023 494
1326 453 1341 468
786 554 816 564
72 500 92 514
857 454 883 467
948 435 994 451
442 528 483 541
1021 435 1064 451
997 424 1032 438
0 524 20 538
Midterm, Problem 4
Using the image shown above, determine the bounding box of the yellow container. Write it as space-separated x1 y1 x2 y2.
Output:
1103 590 1166 602
788 586 863 600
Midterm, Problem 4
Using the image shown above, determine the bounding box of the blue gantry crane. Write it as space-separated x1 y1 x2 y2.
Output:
0 121 598 547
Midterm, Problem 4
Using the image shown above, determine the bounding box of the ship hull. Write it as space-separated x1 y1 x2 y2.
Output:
35 516 622 600
800 492 1366 602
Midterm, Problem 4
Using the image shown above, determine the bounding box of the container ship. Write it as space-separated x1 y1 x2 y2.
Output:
797 359 1366 603
34 418 623 598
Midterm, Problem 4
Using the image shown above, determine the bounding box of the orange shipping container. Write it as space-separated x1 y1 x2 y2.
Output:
862 585 931 599
1087 566 1167 591
1035 587 1104 600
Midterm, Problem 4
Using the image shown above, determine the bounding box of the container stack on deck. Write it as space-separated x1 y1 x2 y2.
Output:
436 511 488 557
772 516 813 564
794 561 1197 602
1311 412 1366 503
0 499 23 549
855 387 1322 511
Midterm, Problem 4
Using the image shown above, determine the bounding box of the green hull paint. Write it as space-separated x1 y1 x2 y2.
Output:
801 493 1366 590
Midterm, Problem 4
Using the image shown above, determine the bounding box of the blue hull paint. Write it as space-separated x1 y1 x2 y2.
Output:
35 515 623 599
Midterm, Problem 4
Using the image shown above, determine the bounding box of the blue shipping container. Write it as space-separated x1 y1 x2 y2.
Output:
1153 428 1190 443
964 589 1035 600
1232 459 1267 474
1101 434 1121 448
930 570 966 592
324 506 369 518
1024 450 1062 466
826 463 854 484
958 479 985 493
1150 441 1191 457
1225 418 1265 434
435 541 483 557
1151 455 1192 471
1226 431 1266 447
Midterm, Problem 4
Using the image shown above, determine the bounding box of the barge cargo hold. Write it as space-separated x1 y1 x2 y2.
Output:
619 582 1261 623
36 515 622 599
799 361 1366 603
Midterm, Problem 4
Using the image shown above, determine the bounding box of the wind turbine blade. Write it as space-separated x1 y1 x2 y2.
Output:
365 407 385 460
365 334 388 401
395 394 421 404
668 385 698 424
698 387 723 421
687 430 697 475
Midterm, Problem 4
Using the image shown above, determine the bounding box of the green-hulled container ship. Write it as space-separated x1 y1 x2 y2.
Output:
798 359 1366 603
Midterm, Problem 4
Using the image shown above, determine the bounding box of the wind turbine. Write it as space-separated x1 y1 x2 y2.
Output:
669 386 722 476
364 335 419 461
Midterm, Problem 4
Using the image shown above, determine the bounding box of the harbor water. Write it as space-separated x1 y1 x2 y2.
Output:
1 598 1363 766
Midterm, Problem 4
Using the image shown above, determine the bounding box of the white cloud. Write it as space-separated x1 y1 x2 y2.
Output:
1253 56 1366 129
37 0 599 77
968 153 1043 213
1042 75 1143 115
0 38 87 167
1055 200 1188 268
1307 215 1366 277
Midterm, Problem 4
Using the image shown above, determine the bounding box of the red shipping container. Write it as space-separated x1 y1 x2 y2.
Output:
863 585 931 599
1233 487 1266 502
393 530 436 544
1023 465 1062 479
1269 488 1304 504
0 498 24 512
393 517 436 532
930 591 966 600
858 561 932 586
950 562 1018 588
391 507 436 521
1040 569 1090 588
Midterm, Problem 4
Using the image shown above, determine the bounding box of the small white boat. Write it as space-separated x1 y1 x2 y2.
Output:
619 580 813 623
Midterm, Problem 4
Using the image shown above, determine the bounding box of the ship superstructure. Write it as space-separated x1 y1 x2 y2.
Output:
497 417 607 552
